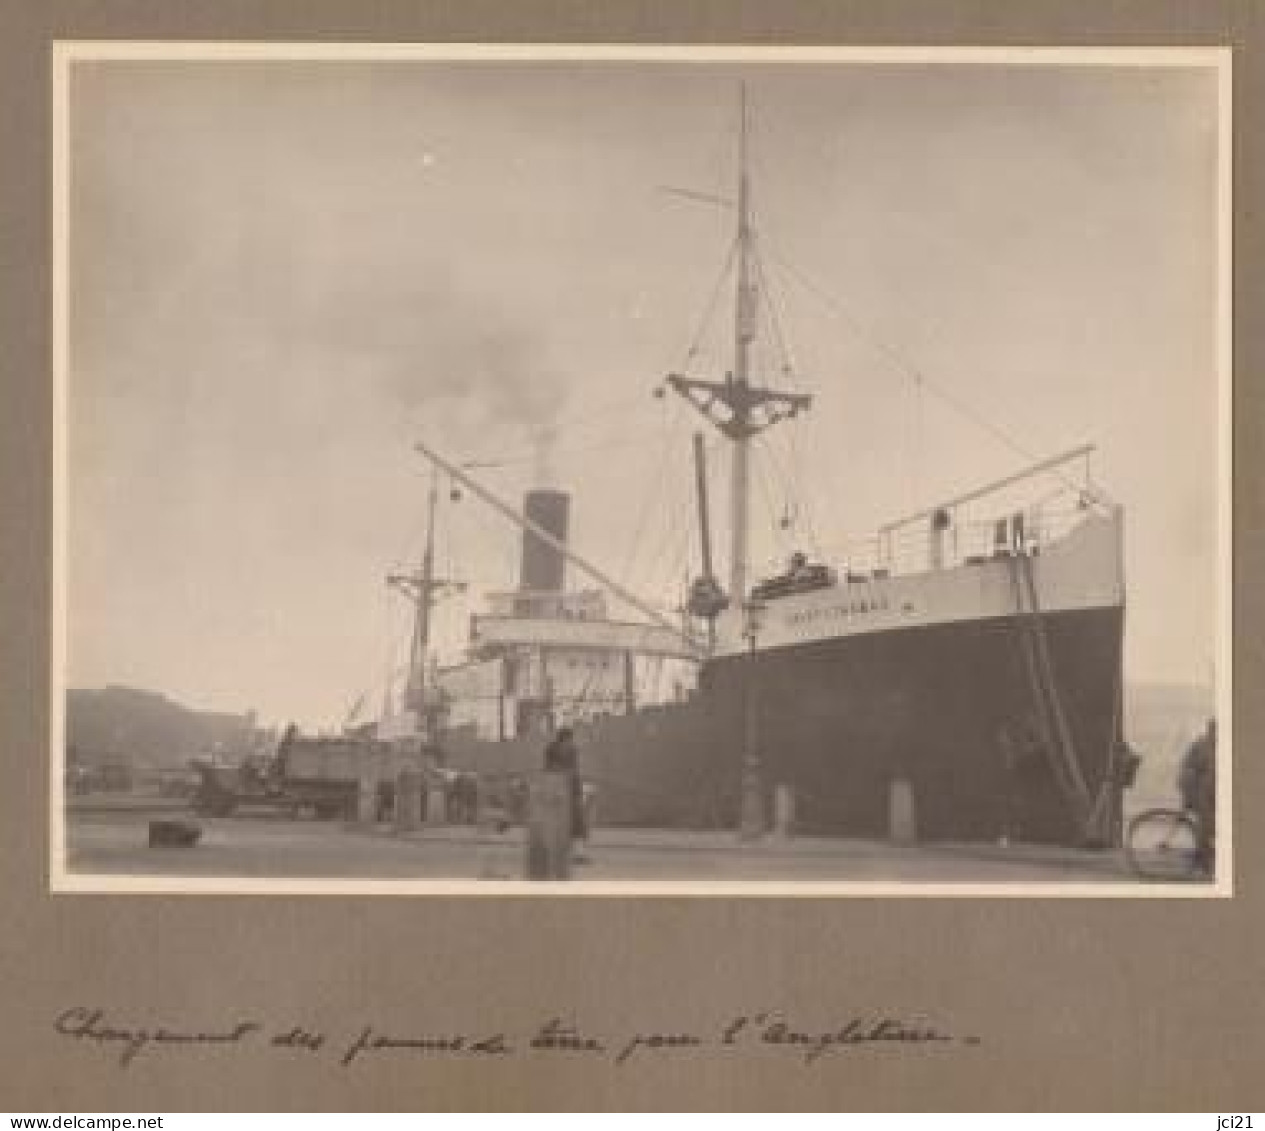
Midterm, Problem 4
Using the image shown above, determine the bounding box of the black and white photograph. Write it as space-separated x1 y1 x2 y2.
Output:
54 44 1230 893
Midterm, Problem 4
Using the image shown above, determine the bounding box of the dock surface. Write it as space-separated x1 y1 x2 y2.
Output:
64 806 1148 884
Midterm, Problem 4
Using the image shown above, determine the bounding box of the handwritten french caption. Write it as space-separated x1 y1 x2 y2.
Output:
54 1007 980 1070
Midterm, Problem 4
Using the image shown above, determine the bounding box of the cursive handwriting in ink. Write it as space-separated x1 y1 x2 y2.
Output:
615 1029 704 1066
756 1013 956 1064
530 1018 605 1054
271 1026 325 1052
55 1007 260 1068
340 1025 510 1067
52 1005 978 1072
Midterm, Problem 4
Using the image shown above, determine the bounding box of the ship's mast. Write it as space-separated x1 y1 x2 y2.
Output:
389 466 464 727
666 84 811 607
413 468 439 704
731 84 754 604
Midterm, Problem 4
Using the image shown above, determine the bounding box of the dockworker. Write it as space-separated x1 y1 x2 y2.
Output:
543 726 589 864
1178 718 1216 871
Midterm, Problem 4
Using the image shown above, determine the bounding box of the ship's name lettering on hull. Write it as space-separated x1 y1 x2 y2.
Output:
786 596 893 628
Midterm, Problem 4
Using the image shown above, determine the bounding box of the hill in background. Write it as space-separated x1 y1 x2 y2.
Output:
66 685 265 769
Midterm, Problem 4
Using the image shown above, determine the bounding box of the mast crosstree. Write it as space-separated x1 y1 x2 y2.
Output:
388 467 465 722
665 84 811 606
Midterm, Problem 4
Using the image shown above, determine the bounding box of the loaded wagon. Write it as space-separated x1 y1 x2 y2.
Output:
190 726 431 819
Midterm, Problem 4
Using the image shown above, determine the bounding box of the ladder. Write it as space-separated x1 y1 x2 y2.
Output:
1008 552 1093 834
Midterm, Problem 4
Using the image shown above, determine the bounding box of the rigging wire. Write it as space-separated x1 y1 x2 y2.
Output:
617 394 681 593
752 450 792 567
637 442 694 611
679 236 740 370
743 93 1087 498
751 233 800 382
747 235 827 555
748 244 826 554
763 243 1088 497
754 432 821 557
407 461 515 587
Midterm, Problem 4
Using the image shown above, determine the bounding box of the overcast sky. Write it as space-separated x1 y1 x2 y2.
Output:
65 54 1223 728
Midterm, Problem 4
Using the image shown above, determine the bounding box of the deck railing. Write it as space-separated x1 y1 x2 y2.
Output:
763 445 1110 581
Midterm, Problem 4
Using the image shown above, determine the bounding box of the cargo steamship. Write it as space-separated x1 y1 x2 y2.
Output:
381 88 1129 848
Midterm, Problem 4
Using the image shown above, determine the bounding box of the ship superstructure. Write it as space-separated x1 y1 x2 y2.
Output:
434 486 699 744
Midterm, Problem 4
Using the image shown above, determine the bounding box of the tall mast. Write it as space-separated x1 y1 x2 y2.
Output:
731 83 754 604
388 465 464 728
411 467 439 705
666 83 811 608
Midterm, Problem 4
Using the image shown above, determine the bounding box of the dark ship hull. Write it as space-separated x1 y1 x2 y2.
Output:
443 604 1124 845
441 503 1128 848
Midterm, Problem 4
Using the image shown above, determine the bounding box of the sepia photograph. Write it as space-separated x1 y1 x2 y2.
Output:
53 43 1230 894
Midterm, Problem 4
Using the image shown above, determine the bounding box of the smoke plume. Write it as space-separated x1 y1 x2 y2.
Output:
306 264 571 438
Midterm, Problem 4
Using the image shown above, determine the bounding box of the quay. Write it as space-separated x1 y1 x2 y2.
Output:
65 805 1135 884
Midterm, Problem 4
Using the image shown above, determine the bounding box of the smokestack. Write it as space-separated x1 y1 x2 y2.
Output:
520 489 570 592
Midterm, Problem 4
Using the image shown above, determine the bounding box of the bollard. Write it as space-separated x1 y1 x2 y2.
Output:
888 776 917 844
394 768 422 834
356 768 378 825
525 771 572 880
773 783 795 839
581 782 597 840
425 777 447 825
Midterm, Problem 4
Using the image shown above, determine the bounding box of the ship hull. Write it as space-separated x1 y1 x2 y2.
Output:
443 602 1126 847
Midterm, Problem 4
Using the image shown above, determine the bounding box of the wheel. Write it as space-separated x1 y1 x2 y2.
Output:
1126 808 1201 880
